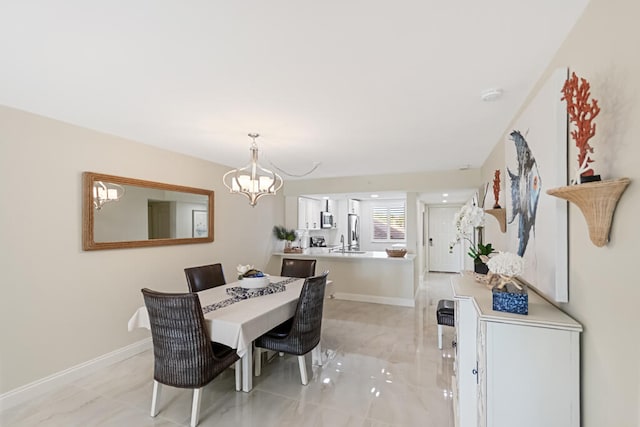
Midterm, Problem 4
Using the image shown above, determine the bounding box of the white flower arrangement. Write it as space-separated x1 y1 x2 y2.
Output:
453 204 485 235
487 252 524 277
449 204 487 254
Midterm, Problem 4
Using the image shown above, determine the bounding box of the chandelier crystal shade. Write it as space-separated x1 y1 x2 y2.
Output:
222 133 283 206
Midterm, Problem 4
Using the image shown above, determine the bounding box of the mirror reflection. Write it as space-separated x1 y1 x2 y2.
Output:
83 172 214 250
93 180 126 211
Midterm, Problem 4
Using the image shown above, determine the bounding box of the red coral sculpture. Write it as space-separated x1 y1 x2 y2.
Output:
561 71 601 182
492 169 501 208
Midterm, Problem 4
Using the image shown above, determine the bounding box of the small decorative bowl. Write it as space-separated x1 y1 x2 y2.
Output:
239 276 270 289
386 248 407 258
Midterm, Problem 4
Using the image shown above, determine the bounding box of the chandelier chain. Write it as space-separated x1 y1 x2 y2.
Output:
269 161 321 178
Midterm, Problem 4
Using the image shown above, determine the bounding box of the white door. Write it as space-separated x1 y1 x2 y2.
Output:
428 206 461 272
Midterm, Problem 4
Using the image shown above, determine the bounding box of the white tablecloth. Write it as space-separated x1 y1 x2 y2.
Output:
127 276 305 357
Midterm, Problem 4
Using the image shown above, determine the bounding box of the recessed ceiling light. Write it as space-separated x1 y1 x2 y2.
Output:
442 193 449 197
371 194 379 198
442 200 448 203
480 88 504 102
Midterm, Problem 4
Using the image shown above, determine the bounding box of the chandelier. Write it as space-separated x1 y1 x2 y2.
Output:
222 133 284 206
93 180 125 210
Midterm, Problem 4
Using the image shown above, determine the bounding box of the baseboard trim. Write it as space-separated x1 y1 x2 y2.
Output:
332 292 415 307
0 338 152 411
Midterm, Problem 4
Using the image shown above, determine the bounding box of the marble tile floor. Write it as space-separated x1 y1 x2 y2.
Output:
0 272 457 427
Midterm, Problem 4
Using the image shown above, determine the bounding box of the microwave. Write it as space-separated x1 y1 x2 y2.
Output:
320 211 334 228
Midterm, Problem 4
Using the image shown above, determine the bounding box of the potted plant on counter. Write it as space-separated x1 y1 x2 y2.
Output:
273 225 301 253
469 242 494 274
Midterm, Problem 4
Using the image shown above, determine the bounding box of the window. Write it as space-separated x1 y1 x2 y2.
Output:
371 202 406 242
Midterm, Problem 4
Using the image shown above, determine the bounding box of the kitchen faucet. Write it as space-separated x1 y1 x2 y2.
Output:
340 234 345 253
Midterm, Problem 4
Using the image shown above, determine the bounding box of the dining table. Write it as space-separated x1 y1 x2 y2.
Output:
127 275 310 392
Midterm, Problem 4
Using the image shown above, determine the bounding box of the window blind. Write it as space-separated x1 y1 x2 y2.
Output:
372 204 406 241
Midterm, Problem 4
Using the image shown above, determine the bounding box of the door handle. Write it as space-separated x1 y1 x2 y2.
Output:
472 361 479 384
429 237 433 246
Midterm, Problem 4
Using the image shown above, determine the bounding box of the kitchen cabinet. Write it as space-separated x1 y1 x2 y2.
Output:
451 273 582 427
298 197 322 230
326 199 336 214
348 199 360 216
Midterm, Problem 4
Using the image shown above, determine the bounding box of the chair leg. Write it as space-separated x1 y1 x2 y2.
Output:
312 344 322 366
298 355 309 385
235 360 242 391
438 324 443 349
190 388 203 427
254 347 262 377
150 380 162 417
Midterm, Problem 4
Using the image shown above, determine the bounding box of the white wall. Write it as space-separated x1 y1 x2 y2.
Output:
0 106 284 394
283 169 481 197
480 0 640 424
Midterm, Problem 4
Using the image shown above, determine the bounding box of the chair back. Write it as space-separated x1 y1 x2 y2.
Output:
142 288 217 388
184 263 226 292
280 258 317 278
288 271 328 353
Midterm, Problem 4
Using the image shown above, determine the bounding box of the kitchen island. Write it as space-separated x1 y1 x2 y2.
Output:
271 250 416 307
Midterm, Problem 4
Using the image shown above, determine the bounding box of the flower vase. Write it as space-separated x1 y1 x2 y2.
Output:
474 260 489 275
476 226 484 246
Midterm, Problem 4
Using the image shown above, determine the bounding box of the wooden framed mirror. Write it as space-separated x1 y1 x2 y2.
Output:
83 172 214 250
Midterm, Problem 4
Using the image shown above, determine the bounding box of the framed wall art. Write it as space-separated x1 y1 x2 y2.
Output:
505 67 569 302
192 209 208 238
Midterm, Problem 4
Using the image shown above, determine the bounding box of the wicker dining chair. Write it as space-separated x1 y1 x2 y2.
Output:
280 258 317 278
184 263 226 292
253 271 328 385
141 288 241 427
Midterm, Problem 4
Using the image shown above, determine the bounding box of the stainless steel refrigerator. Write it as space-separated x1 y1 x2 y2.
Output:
347 213 360 250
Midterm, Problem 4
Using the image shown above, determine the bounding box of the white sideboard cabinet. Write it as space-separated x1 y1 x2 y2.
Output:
451 273 582 427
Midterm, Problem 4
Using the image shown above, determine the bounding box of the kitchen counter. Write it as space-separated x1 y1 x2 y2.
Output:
271 250 416 307
273 249 415 262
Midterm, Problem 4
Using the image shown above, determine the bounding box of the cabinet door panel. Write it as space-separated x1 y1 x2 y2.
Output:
308 199 321 229
477 321 487 427
455 298 479 427
298 198 308 229
485 322 577 427
298 197 322 229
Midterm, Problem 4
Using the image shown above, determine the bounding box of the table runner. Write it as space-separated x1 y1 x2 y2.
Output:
202 277 299 314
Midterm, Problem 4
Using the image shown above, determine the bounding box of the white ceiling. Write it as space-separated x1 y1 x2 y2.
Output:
0 1 589 181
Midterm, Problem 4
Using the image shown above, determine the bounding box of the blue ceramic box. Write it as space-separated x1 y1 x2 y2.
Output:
492 283 528 315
